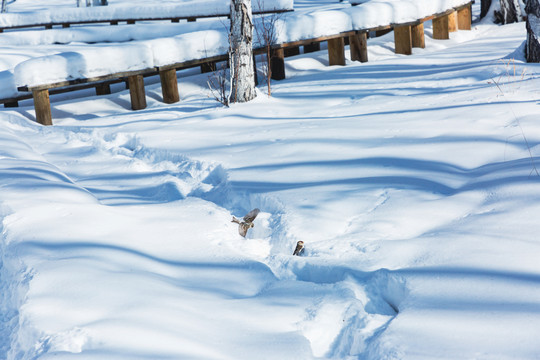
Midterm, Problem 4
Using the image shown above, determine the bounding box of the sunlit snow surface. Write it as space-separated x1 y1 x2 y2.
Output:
1 1 540 359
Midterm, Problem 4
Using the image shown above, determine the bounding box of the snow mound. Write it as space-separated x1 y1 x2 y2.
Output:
0 0 294 28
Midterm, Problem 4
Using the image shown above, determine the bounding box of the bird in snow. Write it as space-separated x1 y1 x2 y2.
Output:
232 208 260 237
293 241 305 256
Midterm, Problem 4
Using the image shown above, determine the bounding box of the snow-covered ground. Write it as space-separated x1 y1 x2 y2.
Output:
2 1 540 359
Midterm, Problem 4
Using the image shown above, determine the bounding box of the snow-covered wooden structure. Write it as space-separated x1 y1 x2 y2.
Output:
6 0 473 125
0 0 293 32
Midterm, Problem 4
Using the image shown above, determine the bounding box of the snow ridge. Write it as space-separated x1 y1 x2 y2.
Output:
31 129 230 206
0 215 34 360
289 262 409 358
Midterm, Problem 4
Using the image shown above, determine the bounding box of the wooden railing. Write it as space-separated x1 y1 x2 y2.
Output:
8 2 473 126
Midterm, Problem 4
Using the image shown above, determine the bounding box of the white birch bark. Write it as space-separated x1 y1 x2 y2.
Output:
229 0 257 103
497 0 521 23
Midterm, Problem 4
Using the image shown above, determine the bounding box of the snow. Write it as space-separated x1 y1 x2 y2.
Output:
2 1 540 359
0 0 294 27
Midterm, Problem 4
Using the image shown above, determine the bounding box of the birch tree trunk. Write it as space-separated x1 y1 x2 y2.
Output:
229 0 257 103
526 0 540 62
495 0 522 23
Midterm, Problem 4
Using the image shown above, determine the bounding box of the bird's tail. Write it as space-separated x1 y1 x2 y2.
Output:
231 216 241 224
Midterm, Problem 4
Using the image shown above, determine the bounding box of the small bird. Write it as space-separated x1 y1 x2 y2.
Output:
232 208 260 237
293 241 304 256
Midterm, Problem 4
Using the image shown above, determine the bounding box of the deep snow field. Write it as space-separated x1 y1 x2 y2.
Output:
1 1 540 359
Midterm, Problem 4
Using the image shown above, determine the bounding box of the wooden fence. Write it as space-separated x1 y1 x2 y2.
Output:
7 2 473 126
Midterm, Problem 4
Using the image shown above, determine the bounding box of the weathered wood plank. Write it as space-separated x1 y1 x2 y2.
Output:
303 42 321 53
18 68 156 92
448 11 458 32
200 61 217 73
157 54 229 71
328 37 345 66
127 74 147 110
375 28 393 37
349 32 368 62
4 101 19 108
268 31 356 51
412 22 425 48
271 48 286 80
394 25 412 55
95 83 111 96
284 46 301 57
433 14 450 40
159 68 180 104
33 89 52 126
458 4 472 30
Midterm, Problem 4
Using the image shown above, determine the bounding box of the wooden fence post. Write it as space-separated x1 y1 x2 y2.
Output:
458 5 472 30
271 48 286 80
376 28 392 37
201 62 217 73
284 47 300 57
328 37 345 66
394 25 412 55
432 14 450 40
448 11 458 32
32 89 53 126
127 74 147 110
95 83 111 96
4 101 18 108
159 68 179 104
412 22 425 48
349 32 368 62
304 42 320 53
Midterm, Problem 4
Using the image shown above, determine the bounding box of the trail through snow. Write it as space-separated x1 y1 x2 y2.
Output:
1 3 540 359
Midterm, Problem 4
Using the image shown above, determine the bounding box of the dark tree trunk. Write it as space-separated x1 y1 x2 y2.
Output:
481 0 492 18
494 0 521 24
526 0 540 17
526 0 540 62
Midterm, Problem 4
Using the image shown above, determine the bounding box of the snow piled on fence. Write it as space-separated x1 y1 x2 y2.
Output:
0 0 294 27
9 0 470 91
